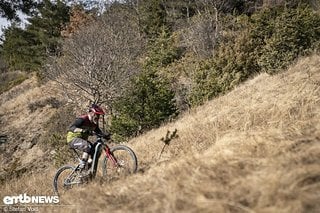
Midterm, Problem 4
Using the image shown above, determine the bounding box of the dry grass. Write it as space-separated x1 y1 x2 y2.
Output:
1 55 320 213
0 74 66 171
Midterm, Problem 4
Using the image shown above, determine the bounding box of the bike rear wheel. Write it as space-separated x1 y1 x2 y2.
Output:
53 165 81 195
102 145 138 179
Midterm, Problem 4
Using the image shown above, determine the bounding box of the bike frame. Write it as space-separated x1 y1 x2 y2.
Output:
66 140 115 184
89 138 118 177
54 136 137 194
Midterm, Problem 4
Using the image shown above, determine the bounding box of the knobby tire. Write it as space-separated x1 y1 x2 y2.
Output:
53 165 76 195
102 145 138 178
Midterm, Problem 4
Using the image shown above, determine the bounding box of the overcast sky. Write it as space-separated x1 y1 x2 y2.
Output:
0 17 10 36
0 11 29 38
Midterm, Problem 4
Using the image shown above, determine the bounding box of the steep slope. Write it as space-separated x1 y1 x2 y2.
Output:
1 54 320 213
0 75 65 181
63 55 320 212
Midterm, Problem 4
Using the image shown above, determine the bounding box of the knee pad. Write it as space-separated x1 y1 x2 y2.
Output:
84 143 92 153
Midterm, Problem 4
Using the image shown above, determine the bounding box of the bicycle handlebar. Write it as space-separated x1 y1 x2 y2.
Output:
94 132 112 143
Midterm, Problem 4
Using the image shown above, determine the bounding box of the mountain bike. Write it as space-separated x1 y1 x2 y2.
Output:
53 134 138 195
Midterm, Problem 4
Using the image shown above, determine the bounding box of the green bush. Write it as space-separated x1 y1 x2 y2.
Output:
256 6 320 73
111 69 177 141
189 5 320 106
110 114 140 142
110 29 180 141
138 0 169 39
189 16 257 106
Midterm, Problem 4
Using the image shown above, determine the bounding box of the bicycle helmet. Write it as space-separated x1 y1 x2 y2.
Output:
89 104 105 115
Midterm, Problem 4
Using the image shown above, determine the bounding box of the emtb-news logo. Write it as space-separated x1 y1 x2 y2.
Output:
3 193 59 205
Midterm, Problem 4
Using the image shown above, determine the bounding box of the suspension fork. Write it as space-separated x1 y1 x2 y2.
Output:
104 145 118 166
90 142 103 177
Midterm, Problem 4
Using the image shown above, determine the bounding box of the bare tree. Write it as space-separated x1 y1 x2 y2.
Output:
177 0 225 58
45 5 145 111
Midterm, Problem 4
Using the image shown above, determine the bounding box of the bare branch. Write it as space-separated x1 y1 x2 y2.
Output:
44 5 146 110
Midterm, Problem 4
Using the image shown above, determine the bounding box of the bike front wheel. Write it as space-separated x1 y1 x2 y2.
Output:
53 165 81 195
102 145 138 179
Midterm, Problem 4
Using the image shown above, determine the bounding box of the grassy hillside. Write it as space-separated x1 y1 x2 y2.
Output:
1 54 320 212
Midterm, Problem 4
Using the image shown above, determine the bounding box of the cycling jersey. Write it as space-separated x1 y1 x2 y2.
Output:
67 114 104 143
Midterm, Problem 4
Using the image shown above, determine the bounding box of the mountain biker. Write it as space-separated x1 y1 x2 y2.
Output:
67 104 111 170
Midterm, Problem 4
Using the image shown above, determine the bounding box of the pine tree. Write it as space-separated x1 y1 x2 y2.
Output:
26 0 70 56
1 0 70 72
1 25 43 71
111 69 177 140
138 0 169 39
111 28 180 140
0 0 37 21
